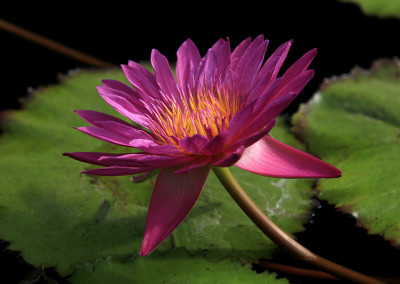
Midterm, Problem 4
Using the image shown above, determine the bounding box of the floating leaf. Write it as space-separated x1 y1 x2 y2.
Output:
293 59 400 245
0 68 315 280
339 0 400 18
69 249 289 284
0 69 151 276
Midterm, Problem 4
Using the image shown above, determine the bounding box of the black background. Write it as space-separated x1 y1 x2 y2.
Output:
2 1 400 113
1 1 400 283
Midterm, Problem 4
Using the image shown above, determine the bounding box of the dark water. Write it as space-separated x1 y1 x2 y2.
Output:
1 1 400 283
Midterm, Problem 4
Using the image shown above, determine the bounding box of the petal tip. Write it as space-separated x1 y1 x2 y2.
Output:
139 246 150 257
332 168 342 178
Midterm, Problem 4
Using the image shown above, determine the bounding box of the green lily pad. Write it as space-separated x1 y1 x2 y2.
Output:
0 68 315 280
339 0 400 18
292 59 400 245
69 249 289 284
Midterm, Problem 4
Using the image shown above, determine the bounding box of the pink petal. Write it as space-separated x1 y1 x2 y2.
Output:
194 48 219 89
176 38 201 94
209 38 231 82
211 146 245 167
179 134 210 155
246 40 293 103
262 40 293 82
246 56 280 103
83 165 154 176
230 37 251 70
140 165 211 256
76 126 132 147
102 79 136 92
281 48 317 83
225 118 276 152
76 110 132 127
226 78 281 141
121 63 161 101
174 156 211 175
76 110 153 141
62 152 121 166
97 86 149 122
129 139 184 156
232 35 268 91
131 170 158 183
99 153 195 168
98 92 150 128
151 49 181 103
235 135 342 178
194 38 230 89
200 131 228 155
99 80 147 111
226 99 257 140
272 69 315 102
232 35 265 74
234 93 296 141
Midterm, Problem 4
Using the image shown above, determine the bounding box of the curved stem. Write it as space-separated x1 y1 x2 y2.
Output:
259 261 400 284
212 167 384 284
259 261 341 281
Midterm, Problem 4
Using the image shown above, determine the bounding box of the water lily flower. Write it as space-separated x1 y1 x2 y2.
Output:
64 35 341 256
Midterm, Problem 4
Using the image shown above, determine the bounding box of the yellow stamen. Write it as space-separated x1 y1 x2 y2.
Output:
149 87 241 146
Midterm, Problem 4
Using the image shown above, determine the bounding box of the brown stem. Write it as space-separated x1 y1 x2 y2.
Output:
0 18 115 68
259 261 400 284
259 260 340 281
212 167 385 284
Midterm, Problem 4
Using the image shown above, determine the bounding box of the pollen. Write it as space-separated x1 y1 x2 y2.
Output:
147 86 241 146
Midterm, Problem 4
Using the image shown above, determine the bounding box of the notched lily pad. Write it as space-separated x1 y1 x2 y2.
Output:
69 249 289 284
0 67 315 280
293 58 400 245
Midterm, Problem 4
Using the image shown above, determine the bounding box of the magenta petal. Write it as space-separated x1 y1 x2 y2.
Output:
76 110 153 141
230 37 251 70
174 156 211 174
102 79 138 96
195 49 218 89
100 153 194 168
226 99 257 140
121 63 161 101
179 134 210 155
211 146 245 167
262 40 293 82
97 81 146 113
225 118 276 152
131 170 157 183
83 166 154 176
76 110 132 127
151 49 181 102
236 36 269 92
129 139 184 156
272 69 315 101
237 93 296 140
63 152 121 166
200 131 228 155
96 84 147 115
281 48 317 83
76 126 132 147
98 92 149 128
209 39 231 81
140 165 211 256
235 135 342 178
176 38 201 94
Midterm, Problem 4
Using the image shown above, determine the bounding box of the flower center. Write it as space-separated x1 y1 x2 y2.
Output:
148 87 241 146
